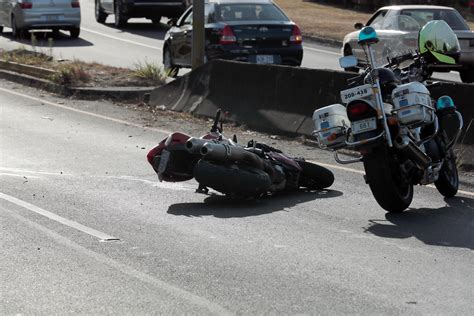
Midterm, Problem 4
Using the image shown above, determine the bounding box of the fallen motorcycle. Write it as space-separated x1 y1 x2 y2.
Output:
147 109 334 198
312 20 463 212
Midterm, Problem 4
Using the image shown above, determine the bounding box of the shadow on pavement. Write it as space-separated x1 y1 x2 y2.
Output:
167 189 343 218
4 31 93 47
102 22 168 40
365 196 474 250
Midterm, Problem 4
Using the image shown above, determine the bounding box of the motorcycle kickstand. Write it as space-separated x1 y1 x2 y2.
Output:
196 184 209 195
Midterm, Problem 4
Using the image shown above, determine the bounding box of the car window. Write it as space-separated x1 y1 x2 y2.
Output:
367 10 388 29
400 9 470 31
215 4 289 22
179 5 211 26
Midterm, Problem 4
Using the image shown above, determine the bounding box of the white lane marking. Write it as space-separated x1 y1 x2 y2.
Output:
3 207 230 315
0 192 119 241
304 46 341 56
0 87 172 135
81 27 162 51
2 87 473 197
0 167 70 176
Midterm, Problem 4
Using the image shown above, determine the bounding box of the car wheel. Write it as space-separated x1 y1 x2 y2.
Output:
343 45 359 73
12 15 27 39
459 68 474 83
114 1 128 28
163 46 179 77
70 27 80 38
95 0 108 24
151 16 162 25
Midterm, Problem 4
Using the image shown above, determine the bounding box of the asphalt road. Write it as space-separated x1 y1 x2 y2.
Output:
1 79 473 314
0 0 462 82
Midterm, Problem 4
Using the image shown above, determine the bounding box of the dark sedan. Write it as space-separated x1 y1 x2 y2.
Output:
342 5 474 83
162 0 303 76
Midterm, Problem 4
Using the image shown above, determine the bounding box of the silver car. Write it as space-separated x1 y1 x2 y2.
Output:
0 0 81 38
342 5 474 83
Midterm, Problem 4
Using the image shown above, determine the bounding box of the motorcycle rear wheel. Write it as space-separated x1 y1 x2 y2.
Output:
297 160 334 189
363 147 414 213
434 149 458 198
193 160 271 197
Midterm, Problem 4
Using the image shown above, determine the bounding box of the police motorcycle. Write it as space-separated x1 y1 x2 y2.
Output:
312 20 464 212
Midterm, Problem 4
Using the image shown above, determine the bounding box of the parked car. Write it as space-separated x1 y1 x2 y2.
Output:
342 5 474 83
0 0 81 38
162 0 303 76
94 0 191 27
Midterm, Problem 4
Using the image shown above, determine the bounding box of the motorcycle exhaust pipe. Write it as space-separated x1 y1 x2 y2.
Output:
394 135 431 168
200 143 264 170
185 137 210 154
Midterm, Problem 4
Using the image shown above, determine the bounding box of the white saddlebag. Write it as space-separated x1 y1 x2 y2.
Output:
313 104 349 149
391 82 434 127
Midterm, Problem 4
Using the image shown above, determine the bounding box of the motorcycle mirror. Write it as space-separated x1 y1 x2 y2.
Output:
339 55 358 69
358 26 379 45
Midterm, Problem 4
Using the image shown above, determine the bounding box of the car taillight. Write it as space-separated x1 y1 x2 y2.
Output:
219 25 237 45
290 25 302 44
346 100 374 121
19 0 32 9
71 0 80 8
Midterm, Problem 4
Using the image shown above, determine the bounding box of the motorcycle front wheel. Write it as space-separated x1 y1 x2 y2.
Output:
193 160 271 197
296 160 335 190
363 147 414 213
434 149 459 198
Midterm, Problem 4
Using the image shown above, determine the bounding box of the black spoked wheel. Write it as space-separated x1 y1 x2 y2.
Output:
95 0 108 24
163 46 179 77
297 160 334 190
114 1 128 28
363 147 414 213
435 149 459 198
194 160 271 197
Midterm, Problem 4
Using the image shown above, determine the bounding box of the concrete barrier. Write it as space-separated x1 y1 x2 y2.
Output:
149 60 473 144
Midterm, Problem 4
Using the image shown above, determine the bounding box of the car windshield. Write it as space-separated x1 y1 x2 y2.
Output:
399 9 470 31
215 4 289 22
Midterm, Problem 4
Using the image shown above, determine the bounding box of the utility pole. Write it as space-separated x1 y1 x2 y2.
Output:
192 0 205 69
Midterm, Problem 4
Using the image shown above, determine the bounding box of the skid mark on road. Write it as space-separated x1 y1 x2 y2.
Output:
0 167 193 191
3 87 472 197
0 192 119 241
2 206 230 315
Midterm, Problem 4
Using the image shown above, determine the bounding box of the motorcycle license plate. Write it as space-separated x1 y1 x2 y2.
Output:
351 117 376 134
340 84 373 104
157 150 170 174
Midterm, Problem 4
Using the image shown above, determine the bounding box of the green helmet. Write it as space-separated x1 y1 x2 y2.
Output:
418 20 460 64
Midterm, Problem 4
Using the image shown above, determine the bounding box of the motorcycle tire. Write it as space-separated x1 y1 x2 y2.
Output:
297 160 334 189
434 149 458 198
363 147 413 213
193 160 271 197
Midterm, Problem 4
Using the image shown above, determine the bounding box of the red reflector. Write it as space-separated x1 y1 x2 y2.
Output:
219 25 237 45
348 102 371 116
20 2 33 9
290 25 302 44
71 0 80 7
